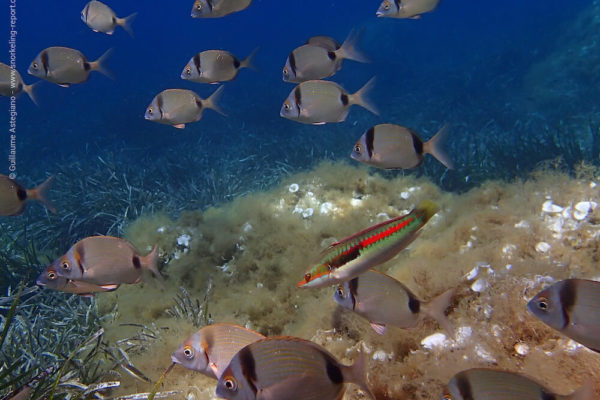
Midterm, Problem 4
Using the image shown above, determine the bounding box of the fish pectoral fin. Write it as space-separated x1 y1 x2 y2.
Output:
209 362 219 376
99 284 120 291
173 124 186 129
370 322 387 335
57 83 71 88
312 121 327 125
410 15 422 19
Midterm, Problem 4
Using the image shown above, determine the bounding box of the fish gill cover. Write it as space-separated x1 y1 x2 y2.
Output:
0 0 599 399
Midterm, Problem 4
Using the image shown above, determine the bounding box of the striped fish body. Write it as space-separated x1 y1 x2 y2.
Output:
28 47 90 85
36 271 119 296
298 200 439 288
527 278 600 352
191 0 252 18
171 323 265 379
443 368 590 400
216 336 372 400
376 0 440 19
181 50 247 83
46 236 161 286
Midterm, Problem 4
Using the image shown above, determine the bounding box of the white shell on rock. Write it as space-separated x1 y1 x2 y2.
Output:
535 242 551 253
302 208 314 219
542 200 563 213
288 183 299 193
573 201 598 220
421 333 447 349
400 191 410 199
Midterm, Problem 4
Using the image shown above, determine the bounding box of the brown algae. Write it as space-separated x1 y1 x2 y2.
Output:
96 161 600 399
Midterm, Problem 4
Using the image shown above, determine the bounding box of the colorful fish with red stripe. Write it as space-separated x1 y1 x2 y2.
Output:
297 199 439 289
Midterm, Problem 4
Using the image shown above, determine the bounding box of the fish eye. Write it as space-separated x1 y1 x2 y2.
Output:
32 62 38 70
354 144 362 153
284 103 291 110
304 272 311 282
47 270 57 280
186 67 191 75
384 1 391 9
183 345 194 359
442 394 453 400
336 287 344 297
61 261 70 270
283 67 288 76
223 376 238 391
536 298 549 311
147 108 153 114
196 4 202 10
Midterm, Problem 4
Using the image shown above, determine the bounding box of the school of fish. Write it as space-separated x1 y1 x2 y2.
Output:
1 0 598 399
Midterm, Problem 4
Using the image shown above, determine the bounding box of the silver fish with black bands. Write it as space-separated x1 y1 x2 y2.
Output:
528 278 600 353
443 368 594 400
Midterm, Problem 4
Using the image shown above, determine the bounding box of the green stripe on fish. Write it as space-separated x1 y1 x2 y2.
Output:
298 199 439 289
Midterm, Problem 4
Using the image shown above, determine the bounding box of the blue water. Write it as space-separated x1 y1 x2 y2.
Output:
1 0 596 199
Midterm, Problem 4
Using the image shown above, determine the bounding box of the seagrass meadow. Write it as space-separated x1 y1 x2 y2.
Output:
1 0 600 399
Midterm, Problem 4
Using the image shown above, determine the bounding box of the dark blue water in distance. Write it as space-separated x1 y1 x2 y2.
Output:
1 0 596 199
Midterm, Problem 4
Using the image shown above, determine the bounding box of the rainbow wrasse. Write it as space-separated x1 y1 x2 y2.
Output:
297 199 439 289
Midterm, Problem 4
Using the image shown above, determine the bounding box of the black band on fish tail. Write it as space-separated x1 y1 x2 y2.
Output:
365 127 375 159
454 374 474 400
238 347 258 395
289 52 297 75
84 62 91 71
340 93 349 106
16 187 27 201
325 358 344 385
195 98 204 110
193 54 201 74
132 256 142 269
558 280 576 328
539 390 556 400
410 130 424 155
233 58 241 69
407 293 420 314
40 51 50 76
327 51 336 61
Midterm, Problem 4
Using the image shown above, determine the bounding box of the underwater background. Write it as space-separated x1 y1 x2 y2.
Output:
1 0 600 398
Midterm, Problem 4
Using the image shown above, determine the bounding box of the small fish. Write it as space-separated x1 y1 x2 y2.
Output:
181 49 257 84
376 0 440 19
351 124 453 170
283 30 367 83
0 174 56 216
280 78 378 125
305 35 340 51
216 336 374 400
43 236 162 286
298 200 439 289
527 278 600 353
171 323 265 379
37 270 119 296
81 1 137 36
0 62 38 105
191 0 252 18
28 47 112 87
335 269 454 336
144 86 225 129
442 368 594 400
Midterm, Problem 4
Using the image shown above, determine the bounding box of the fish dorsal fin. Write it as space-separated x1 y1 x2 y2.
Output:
327 211 412 250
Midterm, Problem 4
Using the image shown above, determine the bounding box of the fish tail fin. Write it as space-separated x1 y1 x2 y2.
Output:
423 124 454 169
240 47 259 71
422 288 455 339
117 12 138 38
22 81 40 106
204 85 227 116
27 175 57 214
143 244 165 286
350 77 379 116
90 48 114 80
569 380 595 400
414 199 439 222
338 28 369 63
342 351 374 399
